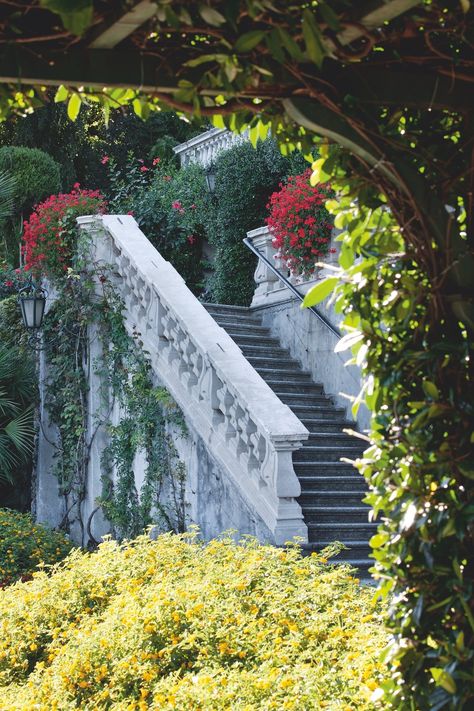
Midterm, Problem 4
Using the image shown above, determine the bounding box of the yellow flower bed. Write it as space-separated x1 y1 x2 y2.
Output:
0 533 386 710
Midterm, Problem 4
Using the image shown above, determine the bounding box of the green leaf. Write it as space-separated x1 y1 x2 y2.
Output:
319 2 341 31
302 9 326 67
54 85 69 103
276 27 305 61
302 277 338 307
40 0 93 35
422 380 439 399
234 30 266 53
334 330 364 353
67 93 82 121
430 668 457 694
199 4 226 26
370 532 388 548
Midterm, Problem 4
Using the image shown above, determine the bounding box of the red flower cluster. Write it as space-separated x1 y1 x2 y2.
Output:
266 169 334 278
22 187 107 279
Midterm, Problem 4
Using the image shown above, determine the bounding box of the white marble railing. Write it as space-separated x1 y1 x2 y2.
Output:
78 215 308 544
173 128 248 167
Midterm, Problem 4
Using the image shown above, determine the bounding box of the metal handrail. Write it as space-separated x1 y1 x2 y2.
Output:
243 236 341 339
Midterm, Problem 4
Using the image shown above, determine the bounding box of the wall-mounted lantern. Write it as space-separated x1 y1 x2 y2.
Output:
18 279 47 330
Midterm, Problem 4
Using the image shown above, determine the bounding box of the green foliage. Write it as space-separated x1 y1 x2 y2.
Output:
96 282 188 539
0 533 387 709
304 188 474 709
107 157 211 295
0 508 72 587
0 345 35 486
209 139 305 305
0 146 61 214
0 146 61 265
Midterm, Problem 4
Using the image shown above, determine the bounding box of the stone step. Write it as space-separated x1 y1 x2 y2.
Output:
247 357 301 371
294 462 360 476
227 332 282 347
299 490 368 506
290 405 347 420
294 446 364 462
215 322 272 336
203 303 255 317
298 475 366 492
266 380 324 394
306 432 366 445
274 393 334 407
308 522 377 543
300 420 354 433
240 345 292 358
302 506 370 524
255 369 315 384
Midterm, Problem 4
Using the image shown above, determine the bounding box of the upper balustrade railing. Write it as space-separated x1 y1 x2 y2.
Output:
78 214 308 544
173 128 248 168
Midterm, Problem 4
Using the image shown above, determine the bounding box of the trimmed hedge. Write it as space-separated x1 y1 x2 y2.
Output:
0 533 386 709
0 146 61 213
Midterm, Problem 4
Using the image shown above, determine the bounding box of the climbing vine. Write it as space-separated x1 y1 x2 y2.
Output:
39 220 188 543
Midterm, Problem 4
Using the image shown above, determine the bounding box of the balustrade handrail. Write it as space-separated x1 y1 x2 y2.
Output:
243 235 341 339
77 214 309 545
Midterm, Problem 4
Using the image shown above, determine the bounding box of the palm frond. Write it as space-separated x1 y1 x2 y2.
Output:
0 170 17 221
0 433 19 484
3 405 35 457
0 387 19 417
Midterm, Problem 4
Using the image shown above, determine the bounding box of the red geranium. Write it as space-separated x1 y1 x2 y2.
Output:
266 169 334 278
22 187 107 280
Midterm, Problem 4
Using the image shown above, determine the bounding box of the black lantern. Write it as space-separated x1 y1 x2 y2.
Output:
18 279 47 330
204 164 216 195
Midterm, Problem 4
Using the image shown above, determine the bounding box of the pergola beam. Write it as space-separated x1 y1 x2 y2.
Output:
88 1 158 49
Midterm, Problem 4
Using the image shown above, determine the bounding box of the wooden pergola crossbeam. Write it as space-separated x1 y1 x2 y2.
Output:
88 1 158 50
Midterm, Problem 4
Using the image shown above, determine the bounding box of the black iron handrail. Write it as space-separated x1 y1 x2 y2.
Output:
243 236 341 339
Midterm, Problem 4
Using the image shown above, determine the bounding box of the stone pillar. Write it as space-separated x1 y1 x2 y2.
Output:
247 226 281 307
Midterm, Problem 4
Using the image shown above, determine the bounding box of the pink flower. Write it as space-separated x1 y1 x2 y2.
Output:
4 280 13 287
190 204 196 210
172 200 183 211
163 175 172 182
138 158 144 163
152 157 161 166
127 210 135 216
101 156 109 165
187 235 196 245
140 166 148 173
73 182 80 189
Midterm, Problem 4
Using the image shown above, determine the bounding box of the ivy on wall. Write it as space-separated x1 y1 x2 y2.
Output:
40 229 188 542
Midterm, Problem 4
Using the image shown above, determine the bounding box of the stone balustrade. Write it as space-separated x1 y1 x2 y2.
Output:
77 215 309 544
173 127 248 167
247 225 340 308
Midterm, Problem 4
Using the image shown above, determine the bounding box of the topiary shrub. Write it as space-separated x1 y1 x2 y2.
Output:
0 533 386 709
0 509 73 587
0 146 61 214
208 139 306 305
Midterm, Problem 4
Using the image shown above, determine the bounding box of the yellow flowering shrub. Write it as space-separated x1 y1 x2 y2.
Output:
0 508 73 587
0 532 386 710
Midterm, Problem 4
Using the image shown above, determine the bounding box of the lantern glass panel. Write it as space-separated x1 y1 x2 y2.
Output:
20 296 46 329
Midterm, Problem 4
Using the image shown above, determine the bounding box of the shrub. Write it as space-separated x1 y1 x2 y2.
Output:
106 155 211 294
0 146 61 214
208 139 306 305
22 186 107 280
266 169 334 278
0 509 72 587
0 533 386 709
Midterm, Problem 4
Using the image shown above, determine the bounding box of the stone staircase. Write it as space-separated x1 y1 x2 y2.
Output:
204 303 375 578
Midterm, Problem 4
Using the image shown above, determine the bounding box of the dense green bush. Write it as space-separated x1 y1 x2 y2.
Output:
0 101 200 192
0 146 61 213
0 146 61 265
208 139 306 305
0 509 72 587
107 156 212 295
0 533 386 709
